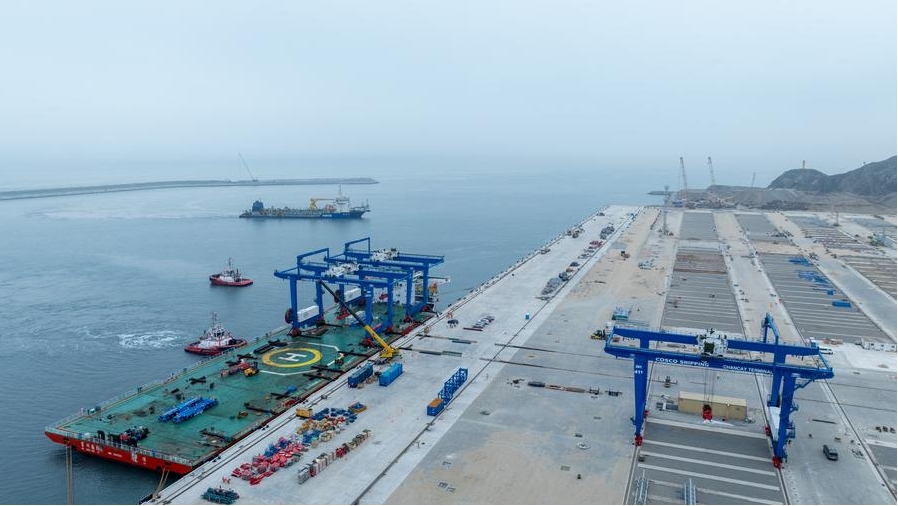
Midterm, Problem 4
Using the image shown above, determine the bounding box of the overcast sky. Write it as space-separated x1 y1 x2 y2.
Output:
0 1 895 185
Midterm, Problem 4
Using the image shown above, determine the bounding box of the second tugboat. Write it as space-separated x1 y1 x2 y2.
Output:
184 313 248 355
209 258 253 287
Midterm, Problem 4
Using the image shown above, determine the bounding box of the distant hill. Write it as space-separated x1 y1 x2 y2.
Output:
693 156 896 213
768 156 897 197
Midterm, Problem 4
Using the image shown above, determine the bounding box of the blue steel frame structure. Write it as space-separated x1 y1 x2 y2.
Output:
275 238 444 332
335 237 444 317
604 313 833 468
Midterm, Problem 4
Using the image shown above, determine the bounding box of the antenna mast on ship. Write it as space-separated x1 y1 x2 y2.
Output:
238 153 258 182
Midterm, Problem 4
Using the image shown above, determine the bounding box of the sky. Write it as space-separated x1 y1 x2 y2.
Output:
0 1 895 187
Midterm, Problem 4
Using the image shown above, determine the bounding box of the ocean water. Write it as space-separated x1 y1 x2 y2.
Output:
0 160 655 504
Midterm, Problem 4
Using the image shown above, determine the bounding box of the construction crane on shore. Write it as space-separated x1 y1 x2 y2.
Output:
677 157 691 207
679 157 688 194
661 184 669 235
238 152 257 182
705 157 724 207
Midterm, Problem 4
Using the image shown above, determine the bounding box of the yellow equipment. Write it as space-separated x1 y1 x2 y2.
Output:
318 281 397 360
308 197 333 210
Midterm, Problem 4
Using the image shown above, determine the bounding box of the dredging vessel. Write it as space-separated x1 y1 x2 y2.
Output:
44 238 443 475
239 189 369 219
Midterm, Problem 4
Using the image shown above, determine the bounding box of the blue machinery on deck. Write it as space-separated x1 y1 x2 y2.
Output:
604 313 833 468
275 237 444 332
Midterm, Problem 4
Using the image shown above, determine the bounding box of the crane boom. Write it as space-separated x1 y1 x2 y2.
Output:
238 152 257 182
707 156 716 186
318 280 396 359
679 157 688 192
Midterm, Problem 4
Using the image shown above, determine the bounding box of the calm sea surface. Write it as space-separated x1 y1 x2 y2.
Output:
0 160 655 504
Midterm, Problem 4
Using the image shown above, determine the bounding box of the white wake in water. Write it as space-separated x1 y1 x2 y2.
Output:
117 330 186 349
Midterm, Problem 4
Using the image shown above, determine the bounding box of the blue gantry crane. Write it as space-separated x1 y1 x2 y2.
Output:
274 238 444 335
604 313 833 468
335 237 445 317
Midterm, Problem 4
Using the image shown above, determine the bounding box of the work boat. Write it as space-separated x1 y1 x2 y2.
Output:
184 313 247 355
209 258 253 287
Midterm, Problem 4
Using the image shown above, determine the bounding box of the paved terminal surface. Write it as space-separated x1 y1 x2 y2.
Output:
633 419 785 505
148 207 896 505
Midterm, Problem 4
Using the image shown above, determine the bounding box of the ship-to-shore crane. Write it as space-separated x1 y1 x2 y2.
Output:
605 313 833 468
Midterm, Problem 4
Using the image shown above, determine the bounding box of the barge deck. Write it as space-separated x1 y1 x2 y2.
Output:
45 304 432 474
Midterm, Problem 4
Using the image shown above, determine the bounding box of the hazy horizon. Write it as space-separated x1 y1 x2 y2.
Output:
1 1 895 190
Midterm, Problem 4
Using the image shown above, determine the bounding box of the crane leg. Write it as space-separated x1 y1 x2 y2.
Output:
633 357 649 446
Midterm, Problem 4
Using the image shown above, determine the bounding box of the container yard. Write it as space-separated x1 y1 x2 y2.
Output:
115 206 893 505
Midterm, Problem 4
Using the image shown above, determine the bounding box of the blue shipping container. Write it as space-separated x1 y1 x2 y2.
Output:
348 363 374 388
379 363 403 386
427 397 445 416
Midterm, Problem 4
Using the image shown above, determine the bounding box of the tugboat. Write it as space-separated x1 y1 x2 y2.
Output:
184 313 248 356
209 258 253 287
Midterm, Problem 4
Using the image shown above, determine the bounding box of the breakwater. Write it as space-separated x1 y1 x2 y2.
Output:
0 177 379 201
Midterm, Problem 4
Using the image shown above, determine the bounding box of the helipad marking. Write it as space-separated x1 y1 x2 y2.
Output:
262 347 322 368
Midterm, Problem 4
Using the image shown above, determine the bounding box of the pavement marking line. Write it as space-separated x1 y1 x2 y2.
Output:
639 451 777 476
647 478 784 505
643 440 771 462
637 463 782 491
645 493 681 505
260 369 314 377
647 417 768 439
699 488 785 505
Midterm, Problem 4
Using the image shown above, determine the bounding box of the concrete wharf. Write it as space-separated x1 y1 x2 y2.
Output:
148 206 896 505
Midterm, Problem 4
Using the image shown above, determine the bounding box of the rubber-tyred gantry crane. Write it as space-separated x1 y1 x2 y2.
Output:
604 313 833 468
274 237 444 334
